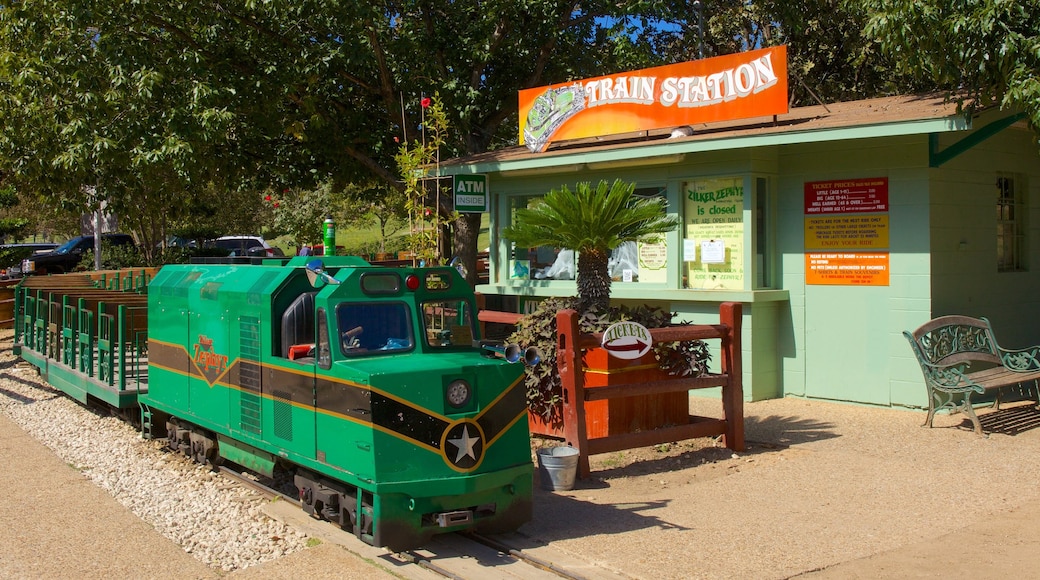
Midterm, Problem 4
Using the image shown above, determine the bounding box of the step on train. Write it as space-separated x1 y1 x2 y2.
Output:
13 256 535 550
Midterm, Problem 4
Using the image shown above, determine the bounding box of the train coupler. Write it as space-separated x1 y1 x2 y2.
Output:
435 509 473 527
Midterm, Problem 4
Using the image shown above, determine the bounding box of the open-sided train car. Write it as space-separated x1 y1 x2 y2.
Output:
14 257 534 550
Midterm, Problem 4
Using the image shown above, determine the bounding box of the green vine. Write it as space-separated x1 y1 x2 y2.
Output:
394 94 458 265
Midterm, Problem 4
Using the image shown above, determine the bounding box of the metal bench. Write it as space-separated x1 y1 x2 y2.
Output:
904 315 1040 435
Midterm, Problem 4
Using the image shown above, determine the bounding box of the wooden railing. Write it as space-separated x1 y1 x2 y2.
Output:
556 303 743 478
477 301 744 479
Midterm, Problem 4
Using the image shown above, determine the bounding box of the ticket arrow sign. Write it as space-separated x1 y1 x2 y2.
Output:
601 321 653 360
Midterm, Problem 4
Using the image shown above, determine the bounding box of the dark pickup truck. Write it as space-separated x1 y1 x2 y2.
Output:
21 233 136 275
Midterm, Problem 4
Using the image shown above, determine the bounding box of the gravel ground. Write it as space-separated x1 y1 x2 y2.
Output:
6 322 1040 579
521 394 1040 579
0 331 310 573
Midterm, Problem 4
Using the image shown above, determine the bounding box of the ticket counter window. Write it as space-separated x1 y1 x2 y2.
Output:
508 188 665 284
509 196 575 280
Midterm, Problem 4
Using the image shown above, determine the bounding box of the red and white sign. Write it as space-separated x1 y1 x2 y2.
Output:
601 321 653 360
804 177 889 214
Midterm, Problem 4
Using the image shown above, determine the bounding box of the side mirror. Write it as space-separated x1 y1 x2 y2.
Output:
305 259 341 287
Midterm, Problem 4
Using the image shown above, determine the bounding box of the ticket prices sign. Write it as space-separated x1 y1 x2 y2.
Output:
637 241 668 283
519 45 788 152
453 174 488 213
806 252 889 286
804 177 888 214
804 176 890 286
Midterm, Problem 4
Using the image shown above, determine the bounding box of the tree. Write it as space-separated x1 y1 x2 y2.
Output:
861 0 1040 142
1 1 938 277
361 184 409 257
641 0 930 106
0 1 674 278
0 185 29 241
502 179 679 313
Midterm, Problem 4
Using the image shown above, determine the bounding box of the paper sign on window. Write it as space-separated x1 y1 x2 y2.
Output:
701 240 726 263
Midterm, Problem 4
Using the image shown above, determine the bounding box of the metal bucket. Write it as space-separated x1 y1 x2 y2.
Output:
536 446 579 491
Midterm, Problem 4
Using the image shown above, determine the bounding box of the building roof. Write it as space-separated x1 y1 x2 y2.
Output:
442 93 976 175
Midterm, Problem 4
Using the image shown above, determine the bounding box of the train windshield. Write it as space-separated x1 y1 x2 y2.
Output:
336 302 413 356
422 299 475 348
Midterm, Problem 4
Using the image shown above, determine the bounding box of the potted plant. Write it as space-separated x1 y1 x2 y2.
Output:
502 179 709 436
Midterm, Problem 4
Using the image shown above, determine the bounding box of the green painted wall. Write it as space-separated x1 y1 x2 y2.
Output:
929 119 1040 346
473 112 1040 410
776 135 934 407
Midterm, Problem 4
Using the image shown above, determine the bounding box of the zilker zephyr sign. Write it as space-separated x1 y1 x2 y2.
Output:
519 45 788 152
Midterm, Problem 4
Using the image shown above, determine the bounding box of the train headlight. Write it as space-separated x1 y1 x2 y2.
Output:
446 379 471 408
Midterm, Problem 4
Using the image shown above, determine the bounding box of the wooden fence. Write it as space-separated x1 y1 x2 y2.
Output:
477 301 744 478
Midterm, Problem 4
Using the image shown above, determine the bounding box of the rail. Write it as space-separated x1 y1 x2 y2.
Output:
477 301 744 479
557 303 743 478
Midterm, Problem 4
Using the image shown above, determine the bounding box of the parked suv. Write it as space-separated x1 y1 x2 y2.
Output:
0 242 59 278
22 233 136 275
203 236 284 258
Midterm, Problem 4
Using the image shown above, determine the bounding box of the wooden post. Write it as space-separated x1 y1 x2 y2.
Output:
474 292 486 338
720 302 744 451
557 309 591 478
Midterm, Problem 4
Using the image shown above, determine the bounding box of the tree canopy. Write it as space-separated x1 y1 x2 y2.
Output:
862 0 1040 142
7 1 1034 275
0 1 680 273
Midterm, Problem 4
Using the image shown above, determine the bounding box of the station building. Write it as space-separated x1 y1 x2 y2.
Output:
442 46 1040 408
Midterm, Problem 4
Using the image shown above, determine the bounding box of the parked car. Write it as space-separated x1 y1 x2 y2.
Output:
203 236 284 258
0 242 59 278
22 233 136 275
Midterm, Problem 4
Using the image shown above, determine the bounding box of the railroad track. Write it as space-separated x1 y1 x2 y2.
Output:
218 465 628 580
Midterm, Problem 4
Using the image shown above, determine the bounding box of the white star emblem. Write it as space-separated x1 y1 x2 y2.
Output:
448 425 479 463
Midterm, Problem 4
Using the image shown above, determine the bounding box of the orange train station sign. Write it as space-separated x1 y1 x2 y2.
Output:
519 45 789 152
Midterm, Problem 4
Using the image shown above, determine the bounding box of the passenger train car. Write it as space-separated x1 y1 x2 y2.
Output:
14 256 534 550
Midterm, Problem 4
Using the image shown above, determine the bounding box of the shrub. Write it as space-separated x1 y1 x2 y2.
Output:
76 241 144 271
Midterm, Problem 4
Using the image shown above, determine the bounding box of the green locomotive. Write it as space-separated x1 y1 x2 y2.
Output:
15 257 534 550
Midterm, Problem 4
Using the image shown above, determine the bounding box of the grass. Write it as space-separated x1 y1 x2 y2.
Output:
271 214 491 257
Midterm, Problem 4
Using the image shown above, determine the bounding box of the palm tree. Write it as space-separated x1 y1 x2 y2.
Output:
502 179 679 313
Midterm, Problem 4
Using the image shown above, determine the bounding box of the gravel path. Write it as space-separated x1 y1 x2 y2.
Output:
5 322 1040 579
521 395 1040 579
0 332 310 573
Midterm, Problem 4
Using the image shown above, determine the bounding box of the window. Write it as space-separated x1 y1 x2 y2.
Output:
336 302 413 355
508 185 668 284
422 299 475 348
683 177 745 289
508 196 574 281
997 174 1026 272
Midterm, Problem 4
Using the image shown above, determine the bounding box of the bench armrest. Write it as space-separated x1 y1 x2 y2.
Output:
980 317 1040 372
995 345 1040 372
904 330 985 394
915 359 986 395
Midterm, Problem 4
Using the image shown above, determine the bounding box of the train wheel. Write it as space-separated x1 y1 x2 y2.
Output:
165 420 187 453
188 430 219 469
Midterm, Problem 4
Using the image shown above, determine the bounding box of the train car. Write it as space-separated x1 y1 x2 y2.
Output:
14 257 534 550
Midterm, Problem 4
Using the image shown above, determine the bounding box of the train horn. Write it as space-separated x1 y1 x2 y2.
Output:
480 341 542 366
